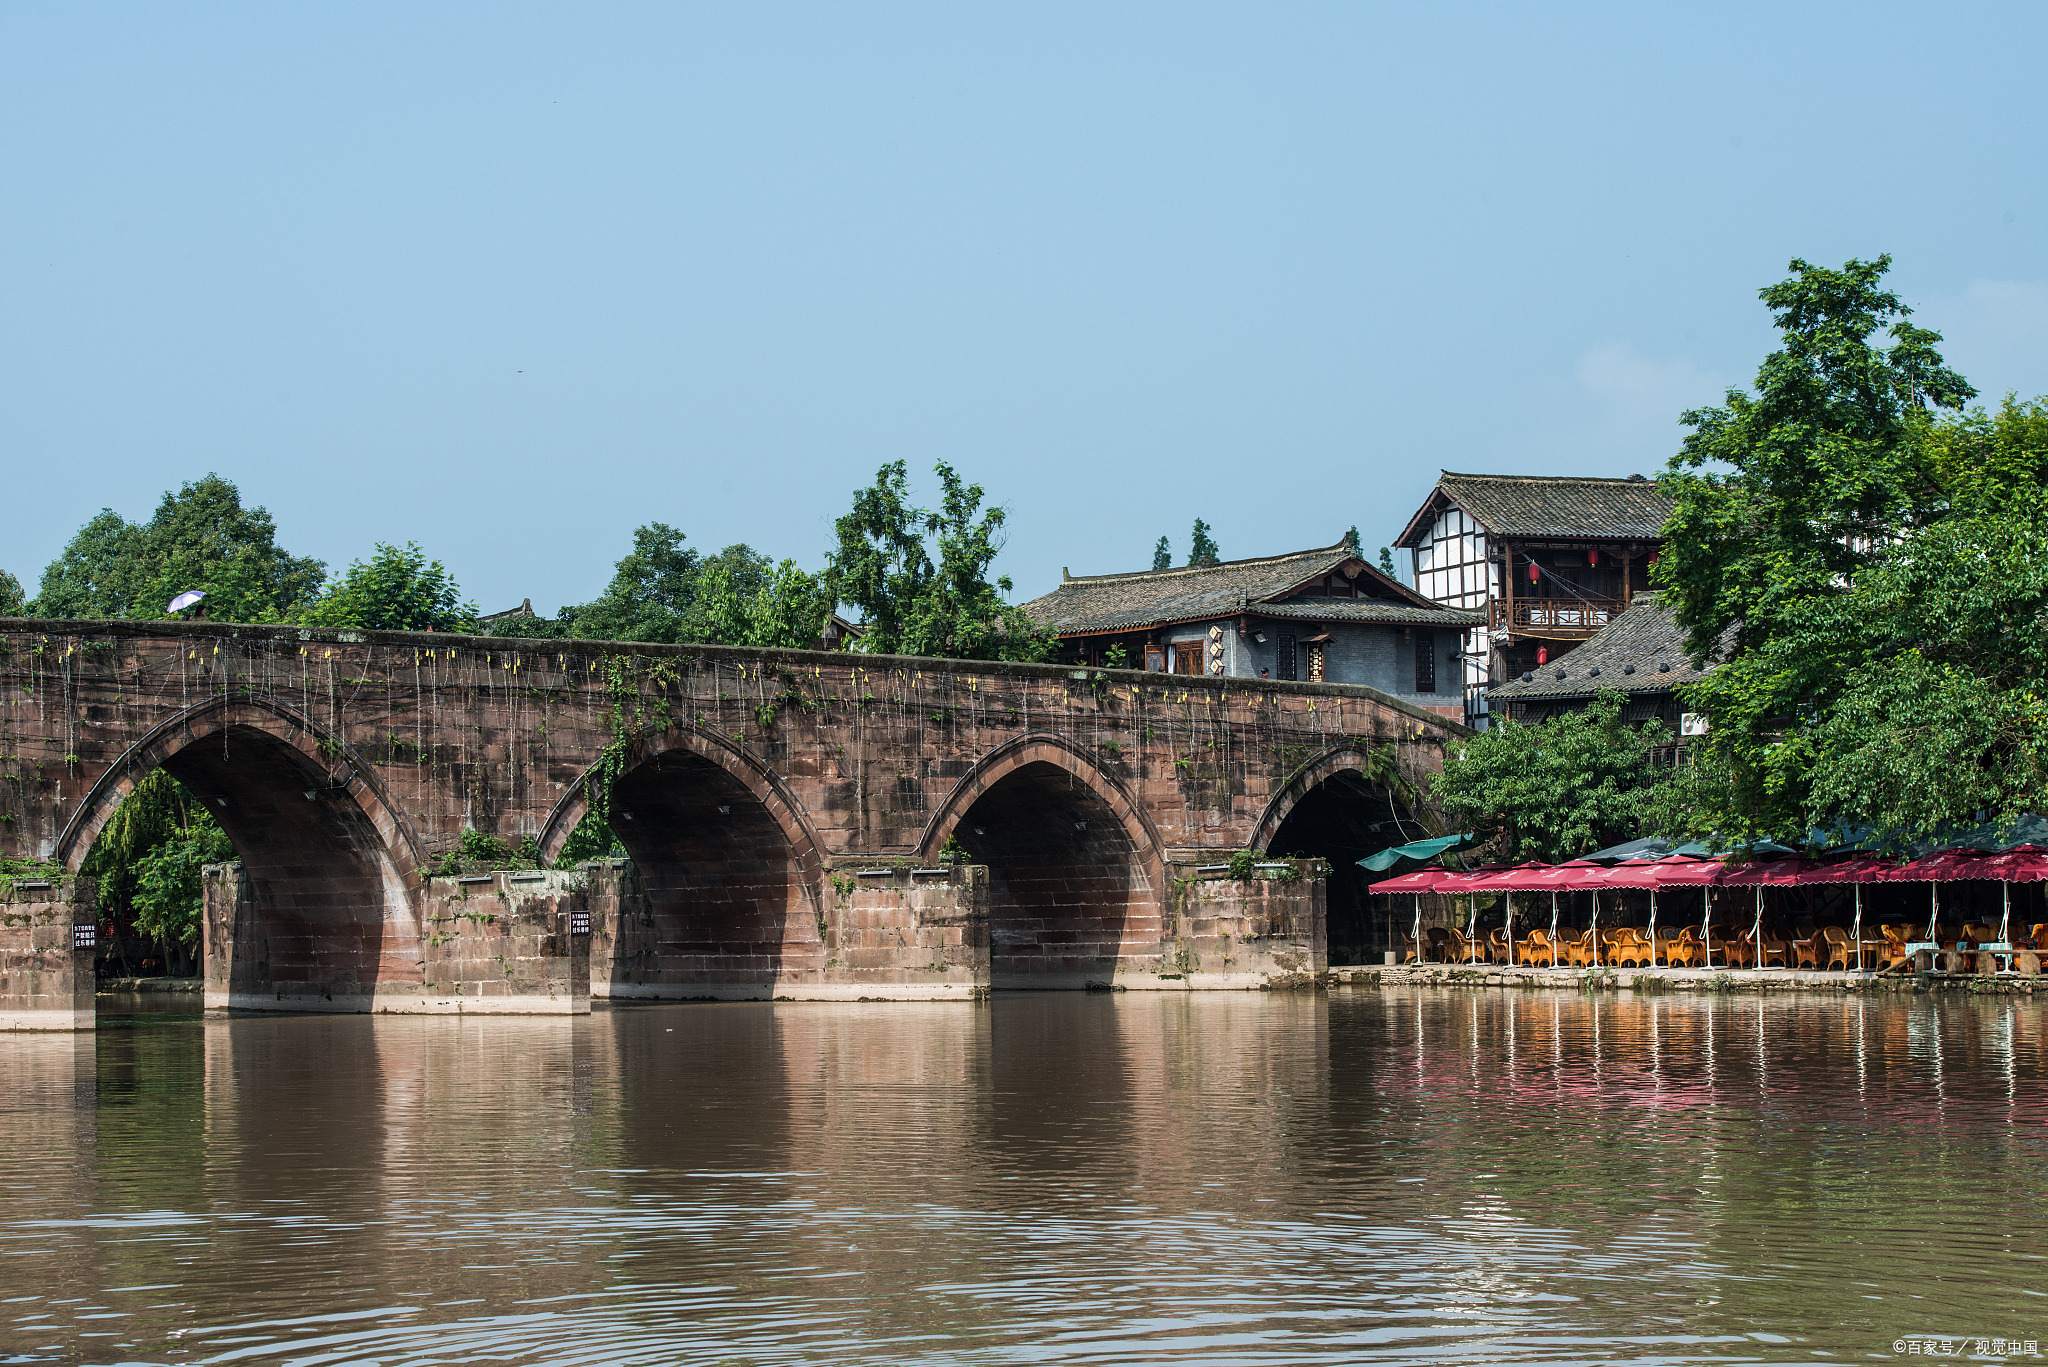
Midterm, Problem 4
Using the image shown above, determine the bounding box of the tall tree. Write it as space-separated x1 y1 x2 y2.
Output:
0 569 23 615
555 522 702 642
1654 256 1978 838
827 461 1051 661
1432 692 1674 862
33 475 324 622
299 542 479 633
1187 518 1220 567
1151 536 1172 571
1690 396 2048 844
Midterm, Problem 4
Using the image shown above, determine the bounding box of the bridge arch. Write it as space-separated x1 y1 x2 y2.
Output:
1249 743 1430 966
543 725 827 998
918 732 1167 989
58 694 422 1005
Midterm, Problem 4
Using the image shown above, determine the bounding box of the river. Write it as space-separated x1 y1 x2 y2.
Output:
3 988 2043 1365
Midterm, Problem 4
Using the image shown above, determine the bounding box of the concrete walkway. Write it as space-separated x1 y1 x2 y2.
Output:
1333 963 2042 994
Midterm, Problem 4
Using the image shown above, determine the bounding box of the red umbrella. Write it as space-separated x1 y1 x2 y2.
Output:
1371 868 1456 893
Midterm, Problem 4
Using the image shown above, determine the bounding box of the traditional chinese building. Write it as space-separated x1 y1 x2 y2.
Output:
1393 470 1674 726
1484 591 1731 758
1021 539 1483 719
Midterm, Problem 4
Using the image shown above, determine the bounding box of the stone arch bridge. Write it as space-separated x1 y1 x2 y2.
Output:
0 619 1463 1027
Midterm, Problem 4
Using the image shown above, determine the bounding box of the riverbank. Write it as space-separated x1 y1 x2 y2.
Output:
1333 963 2042 994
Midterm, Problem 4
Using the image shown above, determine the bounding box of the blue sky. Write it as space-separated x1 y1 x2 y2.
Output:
5 3 2044 613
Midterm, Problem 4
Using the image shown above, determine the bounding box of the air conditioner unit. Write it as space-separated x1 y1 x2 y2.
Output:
1680 712 1709 737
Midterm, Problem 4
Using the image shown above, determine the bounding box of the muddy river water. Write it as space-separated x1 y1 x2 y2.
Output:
3 988 2044 1365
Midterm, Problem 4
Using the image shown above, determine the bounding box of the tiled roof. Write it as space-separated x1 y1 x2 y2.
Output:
1250 601 1482 628
1396 471 1674 545
1021 541 1461 636
1486 593 1732 701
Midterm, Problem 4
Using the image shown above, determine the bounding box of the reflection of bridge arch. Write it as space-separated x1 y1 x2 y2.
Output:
1250 744 1427 967
58 694 421 1006
544 726 828 998
919 733 1167 989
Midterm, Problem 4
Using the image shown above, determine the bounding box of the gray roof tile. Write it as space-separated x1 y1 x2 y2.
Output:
1397 471 1674 545
1486 593 1732 701
1022 541 1477 636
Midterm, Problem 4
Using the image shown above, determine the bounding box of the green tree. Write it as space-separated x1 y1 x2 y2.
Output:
1343 525 1362 556
33 475 324 622
299 542 480 632
0 569 23 615
1378 546 1398 579
827 461 1051 661
505 527 808 646
1187 518 1220 567
552 522 701 642
1151 536 1172 572
1686 397 2048 845
1653 256 1976 838
741 560 836 649
1431 692 1674 862
555 808 624 865
82 770 234 970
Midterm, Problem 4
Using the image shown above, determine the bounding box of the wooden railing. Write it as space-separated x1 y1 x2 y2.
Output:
1489 597 1625 637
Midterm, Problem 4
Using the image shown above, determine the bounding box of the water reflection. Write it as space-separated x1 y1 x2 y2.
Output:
0 988 2042 1364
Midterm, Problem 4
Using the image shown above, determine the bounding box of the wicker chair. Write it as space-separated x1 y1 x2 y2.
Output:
1441 927 1483 965
1819 925 1853 971
1605 927 1654 968
1516 928 1555 967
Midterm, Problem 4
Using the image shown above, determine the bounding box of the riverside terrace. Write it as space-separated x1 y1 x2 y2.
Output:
0 617 1469 1029
1367 841 2048 988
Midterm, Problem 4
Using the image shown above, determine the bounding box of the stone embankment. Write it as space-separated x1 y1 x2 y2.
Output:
1332 964 2042 995
96 977 201 994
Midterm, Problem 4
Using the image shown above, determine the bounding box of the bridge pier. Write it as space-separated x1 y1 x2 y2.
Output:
1159 860 1327 989
581 856 1324 998
586 859 990 1001
0 874 96 1031
203 865 591 1014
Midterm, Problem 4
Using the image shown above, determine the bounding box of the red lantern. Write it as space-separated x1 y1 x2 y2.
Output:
1527 562 1540 584
1587 549 1599 567
1536 647 1548 666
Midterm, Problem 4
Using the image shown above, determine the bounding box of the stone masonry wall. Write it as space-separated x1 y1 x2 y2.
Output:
204 863 590 1014
0 620 1459 869
1165 862 1328 989
4 620 1460 1007
0 874 96 1030
585 858 989 1001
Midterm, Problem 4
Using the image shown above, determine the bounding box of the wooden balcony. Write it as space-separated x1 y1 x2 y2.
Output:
1490 597 1625 639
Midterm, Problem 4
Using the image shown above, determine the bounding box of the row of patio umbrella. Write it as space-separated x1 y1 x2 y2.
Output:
1371 846 2048 971
1370 849 2048 895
